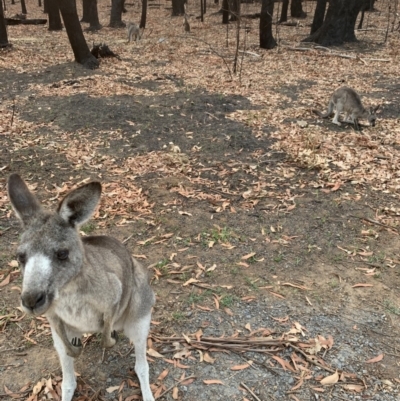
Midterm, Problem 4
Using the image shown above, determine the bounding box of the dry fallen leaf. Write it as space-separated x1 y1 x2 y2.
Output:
365 353 384 363
320 371 339 385
203 380 224 385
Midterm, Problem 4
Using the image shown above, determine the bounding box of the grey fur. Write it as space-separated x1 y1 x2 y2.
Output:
8 174 155 401
315 86 379 130
127 22 141 43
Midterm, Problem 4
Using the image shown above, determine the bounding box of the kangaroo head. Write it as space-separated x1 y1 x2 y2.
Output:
8 174 101 316
367 105 380 127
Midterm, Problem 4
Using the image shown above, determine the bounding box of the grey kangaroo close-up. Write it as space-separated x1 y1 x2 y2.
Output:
314 86 380 130
7 174 155 401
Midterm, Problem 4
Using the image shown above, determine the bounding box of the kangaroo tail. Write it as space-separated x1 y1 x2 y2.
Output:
313 100 334 118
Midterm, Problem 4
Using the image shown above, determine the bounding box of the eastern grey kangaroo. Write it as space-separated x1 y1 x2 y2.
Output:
8 174 155 401
314 86 379 130
127 22 141 43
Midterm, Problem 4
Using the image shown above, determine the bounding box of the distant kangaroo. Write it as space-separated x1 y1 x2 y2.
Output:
8 174 155 401
314 86 379 130
127 22 141 43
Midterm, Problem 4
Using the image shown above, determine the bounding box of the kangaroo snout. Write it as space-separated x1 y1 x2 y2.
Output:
21 291 47 313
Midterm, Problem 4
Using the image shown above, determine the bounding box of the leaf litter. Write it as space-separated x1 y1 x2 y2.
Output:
1 1 400 400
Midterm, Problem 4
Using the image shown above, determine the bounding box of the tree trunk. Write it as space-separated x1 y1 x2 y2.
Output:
171 0 185 16
38 0 42 8
0 0 10 48
88 0 101 30
291 0 306 18
279 0 289 23
139 0 147 29
310 0 327 34
109 0 125 27
56 0 99 69
200 0 204 23
44 0 49 13
222 0 229 24
81 0 91 23
48 0 62 31
303 0 368 46
259 0 276 49
21 0 28 14
230 0 240 22
204 0 206 14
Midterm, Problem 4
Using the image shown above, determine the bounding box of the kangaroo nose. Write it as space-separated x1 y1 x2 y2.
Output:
21 292 46 311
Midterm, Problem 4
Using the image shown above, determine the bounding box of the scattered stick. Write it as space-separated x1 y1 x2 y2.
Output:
155 375 196 399
241 382 262 401
350 215 398 232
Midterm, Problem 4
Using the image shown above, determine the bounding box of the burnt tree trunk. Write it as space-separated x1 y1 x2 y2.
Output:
279 0 289 23
21 0 28 14
310 0 327 34
81 0 91 22
230 0 240 22
200 0 204 22
140 0 147 28
56 0 99 69
171 0 185 16
291 0 306 18
0 0 10 48
222 0 229 24
260 0 276 49
303 0 369 46
88 0 101 30
44 0 49 13
109 0 125 27
48 0 62 30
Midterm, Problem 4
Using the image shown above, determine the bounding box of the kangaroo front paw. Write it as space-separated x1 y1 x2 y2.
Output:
67 337 83 358
101 331 117 349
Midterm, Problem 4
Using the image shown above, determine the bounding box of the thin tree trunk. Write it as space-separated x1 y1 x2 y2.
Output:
279 0 289 23
200 0 204 23
140 0 147 28
109 0 125 27
38 0 42 8
48 0 62 30
260 0 276 49
291 0 306 18
81 0 91 22
222 0 229 24
171 0 185 16
88 0 101 30
56 0 99 69
310 0 327 34
230 0 240 22
21 0 28 14
0 0 10 48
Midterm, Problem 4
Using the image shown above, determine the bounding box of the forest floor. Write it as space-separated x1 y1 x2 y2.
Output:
1 1 400 400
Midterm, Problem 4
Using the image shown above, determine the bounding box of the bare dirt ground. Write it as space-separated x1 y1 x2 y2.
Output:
1 1 400 400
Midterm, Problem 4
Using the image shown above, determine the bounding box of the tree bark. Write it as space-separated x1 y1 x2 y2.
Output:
230 0 240 22
310 0 327 34
171 0 185 16
279 0 289 23
87 0 101 30
48 0 62 31
222 0 229 24
303 0 369 46
290 0 306 18
109 0 125 27
56 0 99 69
44 0 49 13
81 0 91 23
0 0 10 48
21 0 28 14
259 0 276 49
140 0 147 28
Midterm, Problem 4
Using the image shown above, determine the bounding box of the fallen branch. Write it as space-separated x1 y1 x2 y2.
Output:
241 382 262 401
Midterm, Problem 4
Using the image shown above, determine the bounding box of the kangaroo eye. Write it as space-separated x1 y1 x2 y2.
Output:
57 249 69 260
17 253 26 264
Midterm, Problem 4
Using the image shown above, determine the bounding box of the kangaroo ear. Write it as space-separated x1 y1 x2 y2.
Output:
8 174 42 226
57 182 101 227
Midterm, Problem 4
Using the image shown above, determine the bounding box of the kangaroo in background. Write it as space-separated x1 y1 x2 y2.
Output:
8 174 155 401
314 86 380 130
127 22 141 43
